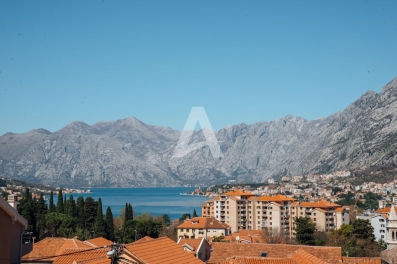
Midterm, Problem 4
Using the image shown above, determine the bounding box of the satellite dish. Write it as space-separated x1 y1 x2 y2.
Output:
236 236 240 241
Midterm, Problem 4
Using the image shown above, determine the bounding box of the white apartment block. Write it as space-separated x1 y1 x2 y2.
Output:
209 190 349 236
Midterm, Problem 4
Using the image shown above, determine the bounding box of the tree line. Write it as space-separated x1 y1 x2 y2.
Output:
17 188 173 243
263 216 384 257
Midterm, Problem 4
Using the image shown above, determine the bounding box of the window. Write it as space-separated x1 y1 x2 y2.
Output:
300 212 303 215
186 229 189 232
379 219 385 222
382 235 385 238
270 222 272 225
258 221 260 224
227 206 229 209
258 216 260 219
227 201 229 204
270 217 272 220
314 218 316 221
314 213 316 216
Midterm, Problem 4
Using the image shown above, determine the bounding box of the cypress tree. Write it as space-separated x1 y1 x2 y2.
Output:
84 197 96 231
123 203 129 229
56 189 64 214
36 193 47 240
67 195 76 218
64 194 67 214
193 209 198 217
49 191 55 212
105 206 114 241
127 203 133 221
94 198 106 238
76 196 85 229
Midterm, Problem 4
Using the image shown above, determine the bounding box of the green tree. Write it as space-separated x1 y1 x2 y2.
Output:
123 214 162 243
45 212 75 237
66 195 76 218
162 214 171 226
106 207 115 241
94 198 106 238
193 209 198 217
56 189 64 214
179 213 191 221
295 216 316 245
352 219 375 241
36 193 48 240
84 197 96 231
76 196 85 229
49 191 55 212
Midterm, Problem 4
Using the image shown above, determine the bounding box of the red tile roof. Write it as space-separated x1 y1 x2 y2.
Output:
225 190 255 196
85 237 113 247
178 217 230 230
297 200 341 208
291 249 326 264
217 249 327 264
177 238 204 252
375 207 397 214
208 243 342 264
124 237 204 264
219 257 296 264
53 248 110 264
342 257 381 264
250 195 297 202
22 237 94 261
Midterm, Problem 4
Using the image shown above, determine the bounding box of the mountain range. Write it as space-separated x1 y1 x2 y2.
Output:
1 77 397 187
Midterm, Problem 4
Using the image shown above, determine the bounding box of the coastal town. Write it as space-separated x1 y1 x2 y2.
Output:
3 165 397 263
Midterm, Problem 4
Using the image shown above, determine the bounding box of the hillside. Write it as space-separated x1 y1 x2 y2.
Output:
1 77 397 187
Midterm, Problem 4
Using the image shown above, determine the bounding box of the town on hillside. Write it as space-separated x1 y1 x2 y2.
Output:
3 179 397 264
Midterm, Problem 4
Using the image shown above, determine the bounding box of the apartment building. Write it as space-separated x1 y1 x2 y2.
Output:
202 199 214 217
177 217 231 239
207 190 349 235
213 190 256 232
291 200 350 234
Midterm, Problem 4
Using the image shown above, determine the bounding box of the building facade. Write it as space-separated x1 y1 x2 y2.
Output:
177 217 231 239
205 190 349 235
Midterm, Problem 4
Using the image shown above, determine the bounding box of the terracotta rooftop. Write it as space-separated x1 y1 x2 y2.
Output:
291 249 326 264
85 237 113 247
217 249 326 264
177 238 204 252
297 200 341 208
53 248 109 264
22 237 94 261
342 257 381 264
224 230 266 244
178 217 230 230
219 257 296 264
224 190 255 196
375 206 397 214
124 237 204 264
208 243 342 264
132 236 155 244
250 195 297 202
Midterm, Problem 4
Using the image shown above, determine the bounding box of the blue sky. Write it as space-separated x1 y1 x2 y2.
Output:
1 1 397 135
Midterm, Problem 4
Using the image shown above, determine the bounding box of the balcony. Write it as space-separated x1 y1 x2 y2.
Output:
262 222 267 227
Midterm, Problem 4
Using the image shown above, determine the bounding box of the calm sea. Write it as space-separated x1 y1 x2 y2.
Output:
55 187 208 220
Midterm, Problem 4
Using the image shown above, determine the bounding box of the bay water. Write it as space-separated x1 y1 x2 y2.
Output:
55 187 208 220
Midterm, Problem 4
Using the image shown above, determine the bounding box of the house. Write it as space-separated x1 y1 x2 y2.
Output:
0 195 31 264
223 230 266 244
123 236 204 263
202 200 214 217
177 217 231 239
177 237 211 262
218 249 327 264
22 237 93 263
208 243 342 264
84 237 113 247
